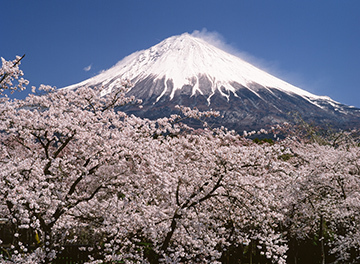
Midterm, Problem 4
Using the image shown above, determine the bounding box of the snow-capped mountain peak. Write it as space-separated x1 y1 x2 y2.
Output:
64 33 360 131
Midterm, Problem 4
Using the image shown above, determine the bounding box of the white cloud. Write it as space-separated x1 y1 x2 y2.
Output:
83 64 92 72
191 29 251 60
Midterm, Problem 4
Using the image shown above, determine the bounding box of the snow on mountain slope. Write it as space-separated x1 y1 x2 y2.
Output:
65 33 331 106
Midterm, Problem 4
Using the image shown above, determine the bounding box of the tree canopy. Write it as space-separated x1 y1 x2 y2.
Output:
1 56 360 264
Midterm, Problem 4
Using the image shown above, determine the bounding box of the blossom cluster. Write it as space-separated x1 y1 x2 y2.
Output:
0 56 29 96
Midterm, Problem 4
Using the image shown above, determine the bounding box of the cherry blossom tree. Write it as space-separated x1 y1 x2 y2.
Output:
277 137 360 264
0 55 28 96
0 82 146 262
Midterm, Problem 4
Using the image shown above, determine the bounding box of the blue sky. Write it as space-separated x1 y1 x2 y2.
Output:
1 1 360 107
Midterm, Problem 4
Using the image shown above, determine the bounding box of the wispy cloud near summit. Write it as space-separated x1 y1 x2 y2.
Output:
83 64 92 72
190 29 272 71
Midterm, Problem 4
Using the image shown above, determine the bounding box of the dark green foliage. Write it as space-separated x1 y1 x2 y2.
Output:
252 137 274 145
278 153 293 161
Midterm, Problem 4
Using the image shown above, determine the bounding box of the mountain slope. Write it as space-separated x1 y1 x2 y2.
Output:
64 33 360 131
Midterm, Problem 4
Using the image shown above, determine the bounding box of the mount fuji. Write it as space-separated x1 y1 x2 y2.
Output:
64 33 360 131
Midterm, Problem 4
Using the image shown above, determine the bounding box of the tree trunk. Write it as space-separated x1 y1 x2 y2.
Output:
161 212 181 252
319 215 325 264
249 240 253 264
